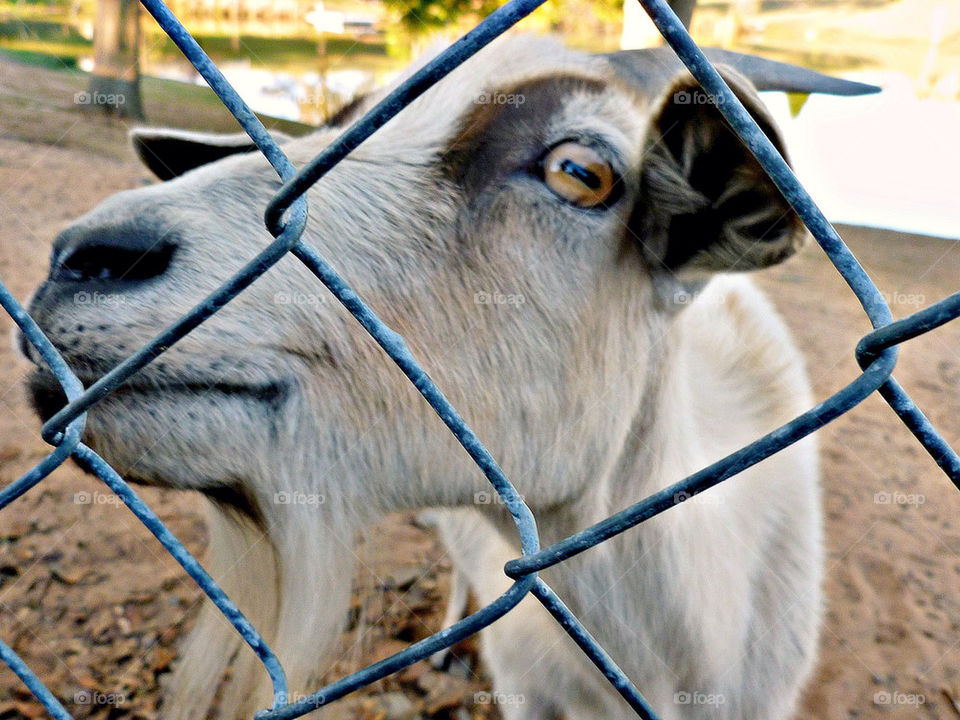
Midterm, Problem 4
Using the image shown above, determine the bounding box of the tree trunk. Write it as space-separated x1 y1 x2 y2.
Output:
668 0 696 28
84 0 144 119
622 0 696 48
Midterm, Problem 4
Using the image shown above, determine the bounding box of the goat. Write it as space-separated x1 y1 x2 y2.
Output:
19 34 878 720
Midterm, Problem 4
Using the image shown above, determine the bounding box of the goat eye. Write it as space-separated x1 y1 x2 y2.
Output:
543 142 615 208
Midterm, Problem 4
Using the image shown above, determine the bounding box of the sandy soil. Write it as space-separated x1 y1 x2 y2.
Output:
2 55 960 720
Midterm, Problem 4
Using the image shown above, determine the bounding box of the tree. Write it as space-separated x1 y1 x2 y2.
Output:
383 0 697 55
668 0 696 28
84 0 144 119
381 0 491 37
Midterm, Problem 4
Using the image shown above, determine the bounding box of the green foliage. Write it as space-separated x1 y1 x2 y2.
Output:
0 17 89 44
11 0 72 6
381 0 624 52
0 46 78 68
382 0 499 37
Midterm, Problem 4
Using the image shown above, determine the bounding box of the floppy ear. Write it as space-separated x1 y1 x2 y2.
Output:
632 67 807 273
130 128 292 181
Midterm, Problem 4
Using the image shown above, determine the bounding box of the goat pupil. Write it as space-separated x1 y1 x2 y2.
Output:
560 159 601 189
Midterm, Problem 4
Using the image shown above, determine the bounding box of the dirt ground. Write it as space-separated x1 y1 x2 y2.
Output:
2 54 960 720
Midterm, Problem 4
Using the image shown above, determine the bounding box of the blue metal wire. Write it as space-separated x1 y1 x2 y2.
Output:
3 0 960 718
263 0 551 235
0 641 72 720
72 444 290 707
0 283 86 508
531 579 661 718
254 574 539 720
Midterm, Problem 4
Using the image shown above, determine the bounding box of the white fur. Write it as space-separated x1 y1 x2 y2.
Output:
428 276 821 720
21 34 822 720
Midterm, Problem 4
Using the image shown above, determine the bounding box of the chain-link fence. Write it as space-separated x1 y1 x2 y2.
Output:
2 0 960 718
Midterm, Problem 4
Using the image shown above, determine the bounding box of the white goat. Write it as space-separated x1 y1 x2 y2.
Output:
20 34 877 720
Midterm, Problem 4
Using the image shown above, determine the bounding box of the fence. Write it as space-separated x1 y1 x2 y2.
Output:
2 0 960 718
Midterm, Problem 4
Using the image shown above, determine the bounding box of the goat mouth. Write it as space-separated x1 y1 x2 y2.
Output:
26 368 292 423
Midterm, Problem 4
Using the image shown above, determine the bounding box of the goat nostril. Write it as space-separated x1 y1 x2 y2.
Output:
50 243 176 283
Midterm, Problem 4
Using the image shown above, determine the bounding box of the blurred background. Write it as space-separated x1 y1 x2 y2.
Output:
2 3 960 720
1 0 958 237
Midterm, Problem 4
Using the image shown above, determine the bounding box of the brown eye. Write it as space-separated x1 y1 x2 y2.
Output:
543 142 616 208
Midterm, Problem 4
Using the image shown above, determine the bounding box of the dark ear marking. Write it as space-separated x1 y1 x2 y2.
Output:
324 93 372 127
130 128 291 181
632 68 806 273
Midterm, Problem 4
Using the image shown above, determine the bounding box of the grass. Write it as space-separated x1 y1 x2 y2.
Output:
141 73 313 135
0 0 74 24
143 30 395 74
0 44 77 67
0 46 312 164
1 16 395 74
0 16 400 134
0 16 88 43
0 15 90 64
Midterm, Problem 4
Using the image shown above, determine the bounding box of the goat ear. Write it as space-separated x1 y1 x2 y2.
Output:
633 67 806 273
130 128 292 181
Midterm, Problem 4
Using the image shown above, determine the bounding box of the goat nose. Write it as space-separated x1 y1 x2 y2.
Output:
50 225 176 284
